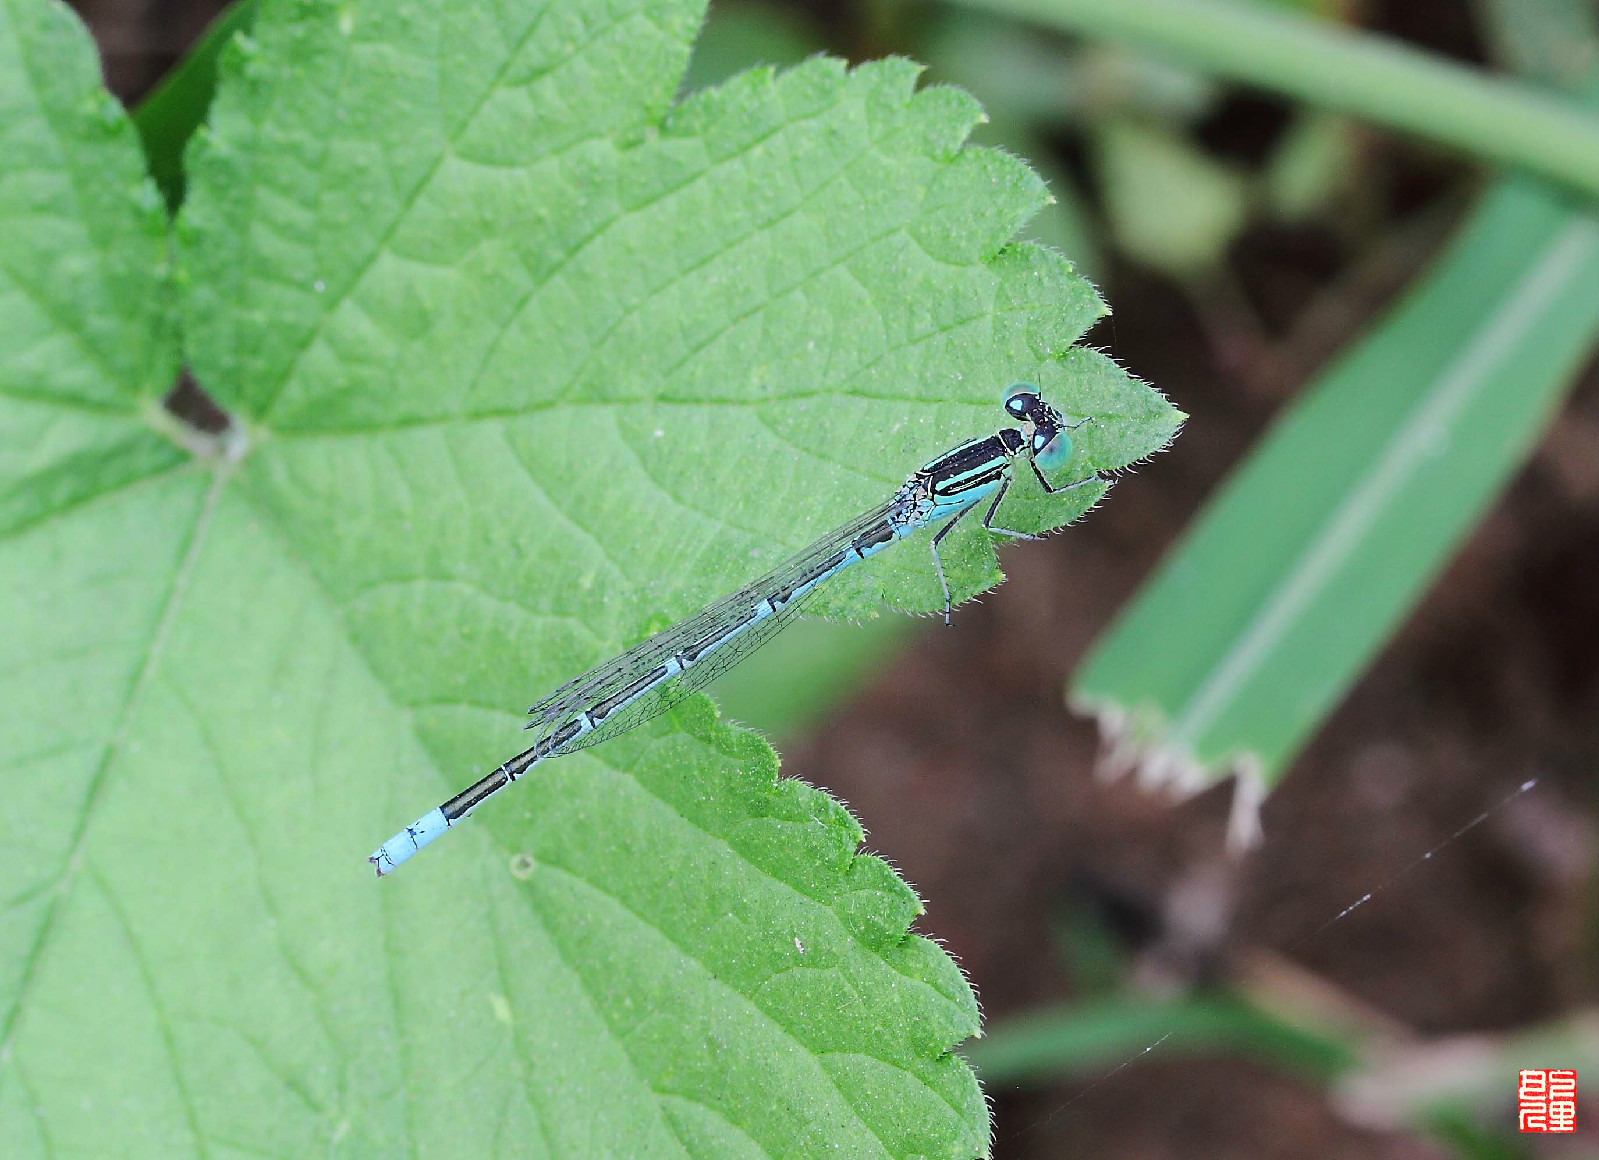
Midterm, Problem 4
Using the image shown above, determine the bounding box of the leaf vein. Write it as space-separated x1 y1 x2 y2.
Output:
0 464 228 1065
257 0 577 420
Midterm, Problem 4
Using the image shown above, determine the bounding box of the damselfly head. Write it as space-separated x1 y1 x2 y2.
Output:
1002 382 1070 463
1001 381 1040 419
1002 381 1066 430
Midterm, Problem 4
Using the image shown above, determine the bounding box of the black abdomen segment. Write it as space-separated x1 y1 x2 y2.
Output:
588 664 671 723
441 715 582 820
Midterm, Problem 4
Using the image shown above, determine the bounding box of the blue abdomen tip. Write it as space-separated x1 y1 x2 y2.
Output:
369 808 449 876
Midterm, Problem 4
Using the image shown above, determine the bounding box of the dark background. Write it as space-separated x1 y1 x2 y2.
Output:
70 0 1598 1155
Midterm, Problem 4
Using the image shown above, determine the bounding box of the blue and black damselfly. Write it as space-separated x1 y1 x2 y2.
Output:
370 384 1099 875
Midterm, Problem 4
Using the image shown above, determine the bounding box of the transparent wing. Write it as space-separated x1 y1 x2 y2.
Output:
525 496 905 751
552 587 820 753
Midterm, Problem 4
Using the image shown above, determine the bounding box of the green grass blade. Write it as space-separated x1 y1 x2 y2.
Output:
1073 171 1599 813
951 0 1599 202
128 0 258 211
966 994 1359 1086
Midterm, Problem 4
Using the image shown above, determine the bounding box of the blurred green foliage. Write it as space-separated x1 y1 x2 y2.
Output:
1093 117 1248 277
681 0 825 92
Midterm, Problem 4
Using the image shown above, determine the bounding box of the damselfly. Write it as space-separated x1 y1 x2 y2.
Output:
370 383 1100 875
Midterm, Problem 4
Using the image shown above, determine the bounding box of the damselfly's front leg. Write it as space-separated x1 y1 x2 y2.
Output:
980 471 1040 541
1029 458 1106 496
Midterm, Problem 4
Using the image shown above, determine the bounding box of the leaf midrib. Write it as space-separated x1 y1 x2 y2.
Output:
0 458 227 1061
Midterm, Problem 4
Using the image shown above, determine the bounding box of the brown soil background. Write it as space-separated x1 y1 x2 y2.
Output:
71 0 1598 1155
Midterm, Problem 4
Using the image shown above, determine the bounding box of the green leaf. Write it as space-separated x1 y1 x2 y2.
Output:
130 0 260 212
917 13 1105 280
5 0 1179 1155
1073 172 1599 822
0 0 183 536
0 1 197 1156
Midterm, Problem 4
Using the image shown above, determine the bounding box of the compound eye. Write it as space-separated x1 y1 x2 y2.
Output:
1033 428 1071 473
1002 381 1040 418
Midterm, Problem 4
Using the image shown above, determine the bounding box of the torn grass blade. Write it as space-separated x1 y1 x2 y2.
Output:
1072 173 1599 839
